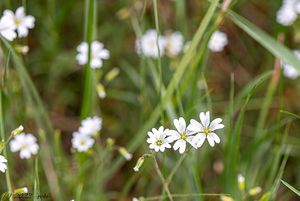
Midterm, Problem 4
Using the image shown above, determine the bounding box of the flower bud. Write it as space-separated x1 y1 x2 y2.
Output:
97 83 106 99
118 147 132 161
220 195 234 201
11 125 24 136
248 186 262 196
106 138 115 148
237 174 245 191
133 156 144 172
14 187 28 194
105 67 120 83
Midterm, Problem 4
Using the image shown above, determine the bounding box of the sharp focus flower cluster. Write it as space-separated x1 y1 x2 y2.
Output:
9 133 39 159
71 116 102 152
0 7 35 41
276 0 300 26
147 111 224 154
76 41 110 69
208 31 228 52
135 29 186 58
281 50 300 79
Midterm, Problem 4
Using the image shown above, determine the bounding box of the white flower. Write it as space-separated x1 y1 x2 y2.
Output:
208 31 228 52
166 117 197 154
71 132 95 152
187 111 224 147
276 0 300 26
281 50 300 79
76 41 110 69
132 198 139 201
147 126 171 152
165 31 184 57
135 29 166 58
10 133 39 159
79 116 102 136
0 11 16 41
4 7 35 37
0 155 7 173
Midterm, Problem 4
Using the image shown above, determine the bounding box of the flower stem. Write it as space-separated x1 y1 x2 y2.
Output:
153 155 174 201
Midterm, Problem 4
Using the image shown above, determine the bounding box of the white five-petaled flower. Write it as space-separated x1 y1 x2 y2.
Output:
0 155 7 173
166 117 197 154
4 7 35 37
0 11 16 41
10 133 39 159
71 132 95 152
281 50 300 79
135 29 166 58
208 31 228 52
276 0 300 26
76 41 110 69
147 126 171 152
187 112 224 147
79 116 102 136
165 31 184 57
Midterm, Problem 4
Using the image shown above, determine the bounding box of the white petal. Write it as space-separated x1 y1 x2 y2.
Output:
196 134 206 148
178 141 186 154
210 133 220 144
207 135 215 147
199 112 209 128
99 49 109 59
187 119 203 134
173 140 182 151
0 29 16 41
186 136 197 149
209 118 224 131
90 58 102 68
173 117 186 133
15 7 25 19
24 16 35 28
17 25 28 37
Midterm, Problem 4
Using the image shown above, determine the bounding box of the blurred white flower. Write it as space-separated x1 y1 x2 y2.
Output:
0 155 7 173
281 50 300 79
0 11 16 41
71 132 95 152
166 117 197 154
135 29 166 58
4 7 35 37
165 31 184 57
208 31 228 52
76 41 110 69
132 198 139 201
118 147 132 161
10 133 39 159
238 174 245 190
79 116 102 136
147 126 171 152
187 111 224 147
277 0 300 26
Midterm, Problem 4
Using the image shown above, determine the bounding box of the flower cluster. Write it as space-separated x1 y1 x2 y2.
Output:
147 111 224 154
135 29 186 58
281 50 300 79
9 133 39 159
276 0 300 26
76 41 110 69
71 116 102 152
0 155 7 173
0 7 35 41
208 31 228 52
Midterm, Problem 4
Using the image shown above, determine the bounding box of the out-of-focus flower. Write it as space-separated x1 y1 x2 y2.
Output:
220 195 234 201
14 187 28 194
97 83 106 99
208 31 228 52
71 132 95 152
276 0 300 26
135 29 166 58
165 31 184 57
4 7 35 37
10 133 39 159
147 126 171 152
281 50 300 79
187 111 224 147
238 174 245 190
0 11 16 41
79 116 102 136
133 156 145 172
76 41 110 69
0 155 7 173
166 117 197 154
118 147 132 161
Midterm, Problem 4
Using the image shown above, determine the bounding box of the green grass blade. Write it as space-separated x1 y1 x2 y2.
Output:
281 180 300 196
33 158 40 201
227 10 300 73
280 110 300 120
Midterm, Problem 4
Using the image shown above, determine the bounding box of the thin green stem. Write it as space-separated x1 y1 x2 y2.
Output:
153 155 174 201
143 193 230 201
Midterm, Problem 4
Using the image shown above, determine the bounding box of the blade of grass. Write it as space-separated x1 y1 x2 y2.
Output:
80 0 96 118
33 158 40 201
104 0 220 183
281 180 300 196
227 10 300 73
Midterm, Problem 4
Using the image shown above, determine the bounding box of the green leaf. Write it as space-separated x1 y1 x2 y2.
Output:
281 180 300 196
0 192 11 201
258 192 271 201
227 10 300 73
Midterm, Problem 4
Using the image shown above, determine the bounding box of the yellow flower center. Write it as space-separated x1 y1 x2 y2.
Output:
203 128 211 135
15 18 21 25
21 144 27 150
180 132 187 140
156 139 163 146
79 140 86 146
